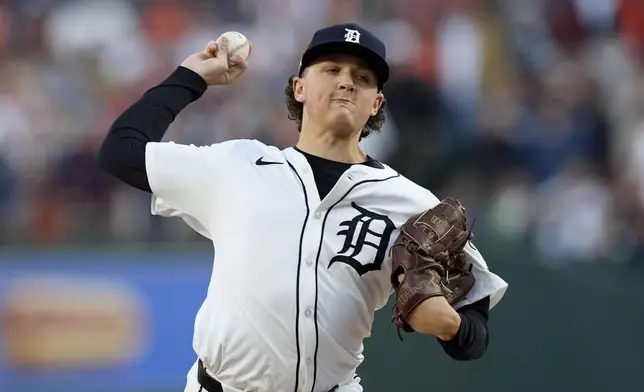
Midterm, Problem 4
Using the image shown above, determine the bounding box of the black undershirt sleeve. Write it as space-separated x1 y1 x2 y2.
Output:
437 296 490 360
97 66 207 192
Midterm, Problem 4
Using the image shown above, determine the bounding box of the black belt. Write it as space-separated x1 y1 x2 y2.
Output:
197 359 339 392
198 359 224 392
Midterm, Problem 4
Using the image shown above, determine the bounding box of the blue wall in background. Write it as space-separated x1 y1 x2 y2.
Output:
0 249 214 392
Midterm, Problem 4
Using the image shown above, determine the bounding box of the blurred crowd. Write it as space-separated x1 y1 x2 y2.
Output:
1 0 644 269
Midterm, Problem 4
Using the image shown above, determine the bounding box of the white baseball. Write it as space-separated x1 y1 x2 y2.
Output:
218 31 251 65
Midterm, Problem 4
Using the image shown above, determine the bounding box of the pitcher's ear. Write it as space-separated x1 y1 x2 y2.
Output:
293 77 305 103
371 93 384 116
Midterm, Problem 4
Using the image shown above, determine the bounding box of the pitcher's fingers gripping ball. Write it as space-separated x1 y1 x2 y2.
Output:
208 31 252 66
389 197 476 339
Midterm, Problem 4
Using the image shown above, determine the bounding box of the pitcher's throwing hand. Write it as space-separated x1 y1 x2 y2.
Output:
181 33 251 86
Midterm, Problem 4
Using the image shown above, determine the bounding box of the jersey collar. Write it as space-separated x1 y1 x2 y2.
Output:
290 146 384 169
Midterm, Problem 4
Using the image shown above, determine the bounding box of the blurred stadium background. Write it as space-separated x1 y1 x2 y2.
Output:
0 0 643 391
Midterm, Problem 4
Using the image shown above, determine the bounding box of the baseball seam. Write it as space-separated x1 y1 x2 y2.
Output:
229 42 249 58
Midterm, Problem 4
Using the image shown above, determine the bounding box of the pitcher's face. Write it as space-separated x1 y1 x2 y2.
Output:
293 54 383 138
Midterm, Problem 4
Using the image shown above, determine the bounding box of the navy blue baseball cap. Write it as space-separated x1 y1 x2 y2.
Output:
298 23 389 91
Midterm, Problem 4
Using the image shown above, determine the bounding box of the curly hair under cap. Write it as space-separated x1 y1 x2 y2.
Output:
284 75 386 140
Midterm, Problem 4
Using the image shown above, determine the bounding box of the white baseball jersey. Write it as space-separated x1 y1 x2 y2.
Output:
145 139 508 392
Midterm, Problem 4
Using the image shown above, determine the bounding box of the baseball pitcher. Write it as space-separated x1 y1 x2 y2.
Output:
98 23 508 392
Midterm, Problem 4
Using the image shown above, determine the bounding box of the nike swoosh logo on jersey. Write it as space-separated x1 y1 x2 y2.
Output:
255 157 283 166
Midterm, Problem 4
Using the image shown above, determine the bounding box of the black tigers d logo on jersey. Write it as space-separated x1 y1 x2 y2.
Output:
328 202 395 276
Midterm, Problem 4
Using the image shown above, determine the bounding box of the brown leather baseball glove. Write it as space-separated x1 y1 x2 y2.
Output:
389 197 476 339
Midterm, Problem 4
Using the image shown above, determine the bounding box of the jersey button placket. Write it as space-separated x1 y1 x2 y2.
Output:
299 207 323 391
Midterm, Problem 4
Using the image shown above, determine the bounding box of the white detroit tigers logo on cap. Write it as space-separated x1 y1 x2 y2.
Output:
344 28 361 43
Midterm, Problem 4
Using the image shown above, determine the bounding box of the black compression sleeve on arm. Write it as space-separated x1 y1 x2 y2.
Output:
437 296 490 360
97 66 208 192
